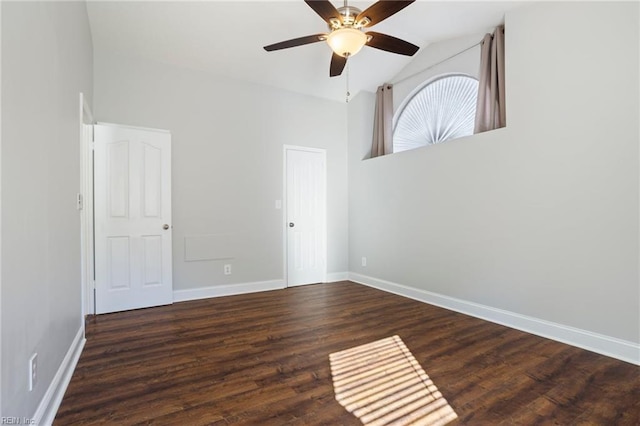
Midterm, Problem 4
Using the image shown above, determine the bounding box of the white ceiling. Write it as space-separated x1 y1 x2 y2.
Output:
86 0 524 102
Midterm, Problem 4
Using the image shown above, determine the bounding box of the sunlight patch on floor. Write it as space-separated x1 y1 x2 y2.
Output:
330 335 457 426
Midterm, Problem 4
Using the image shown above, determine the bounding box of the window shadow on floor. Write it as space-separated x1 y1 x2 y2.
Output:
330 335 457 426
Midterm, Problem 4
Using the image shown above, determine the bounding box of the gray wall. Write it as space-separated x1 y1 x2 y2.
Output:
348 1 639 343
391 32 483 115
93 51 349 291
1 1 93 418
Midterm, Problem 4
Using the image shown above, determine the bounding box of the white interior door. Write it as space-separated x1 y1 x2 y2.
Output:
285 146 327 286
94 124 173 314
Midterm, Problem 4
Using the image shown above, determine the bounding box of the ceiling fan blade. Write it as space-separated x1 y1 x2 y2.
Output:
356 0 415 27
304 0 343 25
264 34 327 51
366 32 419 56
330 53 347 77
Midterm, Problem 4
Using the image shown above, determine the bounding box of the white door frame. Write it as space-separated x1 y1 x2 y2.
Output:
81 118 176 316
282 145 327 287
79 93 95 319
0 7 3 412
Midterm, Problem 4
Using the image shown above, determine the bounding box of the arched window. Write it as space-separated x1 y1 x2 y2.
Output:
393 74 479 153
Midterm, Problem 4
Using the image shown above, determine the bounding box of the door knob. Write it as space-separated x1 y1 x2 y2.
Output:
163 224 170 230
289 222 295 228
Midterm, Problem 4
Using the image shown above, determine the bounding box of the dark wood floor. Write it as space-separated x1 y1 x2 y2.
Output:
55 281 639 425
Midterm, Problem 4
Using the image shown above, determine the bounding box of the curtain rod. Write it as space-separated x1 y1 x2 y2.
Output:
391 40 482 86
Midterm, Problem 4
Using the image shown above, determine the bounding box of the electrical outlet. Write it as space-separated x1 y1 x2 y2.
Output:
362 257 367 267
29 353 37 391
224 264 232 275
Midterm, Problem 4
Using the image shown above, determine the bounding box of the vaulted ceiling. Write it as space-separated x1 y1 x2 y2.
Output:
86 1 523 102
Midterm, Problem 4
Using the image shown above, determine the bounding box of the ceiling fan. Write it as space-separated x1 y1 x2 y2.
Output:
264 0 419 77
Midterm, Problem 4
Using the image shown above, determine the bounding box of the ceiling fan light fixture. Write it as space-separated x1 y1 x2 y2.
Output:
327 28 367 58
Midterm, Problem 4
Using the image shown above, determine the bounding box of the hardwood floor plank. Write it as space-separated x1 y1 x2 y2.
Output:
55 282 640 425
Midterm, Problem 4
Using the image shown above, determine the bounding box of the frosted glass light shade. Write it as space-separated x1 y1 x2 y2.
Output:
327 28 367 57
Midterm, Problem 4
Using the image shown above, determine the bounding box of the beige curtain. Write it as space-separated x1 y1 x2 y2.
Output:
474 26 506 133
371 83 394 158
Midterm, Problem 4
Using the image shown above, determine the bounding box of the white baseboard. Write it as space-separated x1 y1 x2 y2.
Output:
325 272 349 282
173 275 350 303
173 279 285 303
349 273 640 365
34 326 86 426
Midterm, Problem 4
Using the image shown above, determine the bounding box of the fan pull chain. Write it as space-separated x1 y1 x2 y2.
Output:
345 60 351 103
